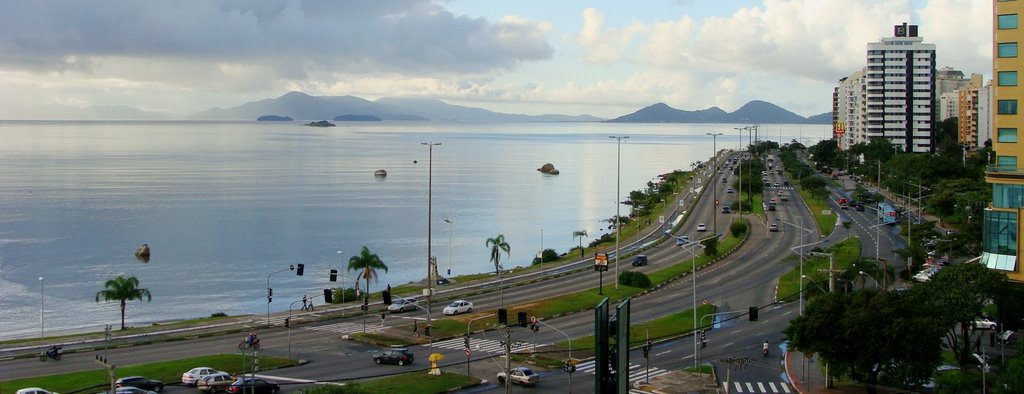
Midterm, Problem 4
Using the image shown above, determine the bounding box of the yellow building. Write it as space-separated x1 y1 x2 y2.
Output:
984 0 1024 282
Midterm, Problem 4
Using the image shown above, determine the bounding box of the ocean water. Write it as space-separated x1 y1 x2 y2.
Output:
0 120 826 339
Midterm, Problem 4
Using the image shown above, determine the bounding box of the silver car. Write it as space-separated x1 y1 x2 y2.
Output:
197 372 234 393
388 297 419 313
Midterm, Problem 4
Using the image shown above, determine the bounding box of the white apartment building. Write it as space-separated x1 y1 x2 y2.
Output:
864 23 936 153
834 70 865 150
939 92 959 123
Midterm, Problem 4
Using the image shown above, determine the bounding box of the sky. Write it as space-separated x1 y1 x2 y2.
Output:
0 0 993 119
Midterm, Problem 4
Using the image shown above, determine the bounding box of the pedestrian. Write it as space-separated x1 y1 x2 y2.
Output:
380 313 386 327
413 321 419 337
301 295 308 311
990 330 996 347
975 335 982 352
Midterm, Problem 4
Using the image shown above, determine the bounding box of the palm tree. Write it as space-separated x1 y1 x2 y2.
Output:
572 229 588 258
486 234 511 307
95 275 152 330
347 246 389 301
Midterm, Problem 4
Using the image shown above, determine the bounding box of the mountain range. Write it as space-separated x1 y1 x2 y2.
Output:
605 101 830 124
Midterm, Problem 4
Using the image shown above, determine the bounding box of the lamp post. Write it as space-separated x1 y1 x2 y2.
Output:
733 126 749 216
858 271 880 289
706 132 723 234
801 275 828 294
444 214 453 277
609 135 629 289
868 221 891 291
39 276 44 339
538 228 544 269
536 319 573 393
781 219 826 316
665 230 704 369
267 265 295 327
422 142 441 347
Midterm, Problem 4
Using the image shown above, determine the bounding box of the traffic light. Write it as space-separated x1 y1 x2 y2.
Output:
323 288 333 303
700 330 707 348
267 288 273 302
517 311 528 327
296 263 304 276
361 295 369 311
463 334 470 348
382 290 392 305
424 325 431 337
749 306 758 321
564 360 576 373
498 308 508 325
329 269 338 282
284 317 290 327
531 323 539 332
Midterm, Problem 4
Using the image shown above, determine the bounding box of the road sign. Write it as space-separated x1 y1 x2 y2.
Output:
594 253 609 272
464 348 472 357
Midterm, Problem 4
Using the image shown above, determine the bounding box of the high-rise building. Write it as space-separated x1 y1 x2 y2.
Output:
958 77 992 150
983 0 1024 282
834 70 865 150
864 23 936 153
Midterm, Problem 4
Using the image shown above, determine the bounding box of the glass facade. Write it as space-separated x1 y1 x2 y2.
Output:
994 183 1024 208
984 209 1018 256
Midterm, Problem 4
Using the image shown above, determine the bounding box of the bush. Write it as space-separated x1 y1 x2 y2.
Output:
702 237 719 257
618 271 651 288
210 312 227 318
531 249 559 265
729 221 748 237
329 287 359 304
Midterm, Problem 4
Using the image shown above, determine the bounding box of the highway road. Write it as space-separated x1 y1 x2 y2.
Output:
0 150 837 393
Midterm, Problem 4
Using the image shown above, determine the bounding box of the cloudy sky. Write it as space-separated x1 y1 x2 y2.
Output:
0 0 992 119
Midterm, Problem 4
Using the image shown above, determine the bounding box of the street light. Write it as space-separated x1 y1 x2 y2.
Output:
706 132 724 234
801 275 828 294
858 271 880 289
868 221 891 291
609 135 629 289
536 319 574 393
422 141 442 348
666 229 703 369
781 219 827 316
444 214 453 277
39 276 44 339
267 265 295 327
733 126 749 216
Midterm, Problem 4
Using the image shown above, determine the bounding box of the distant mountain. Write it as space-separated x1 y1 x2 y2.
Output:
606 100 829 124
807 112 832 124
334 114 381 121
257 115 293 121
374 97 603 122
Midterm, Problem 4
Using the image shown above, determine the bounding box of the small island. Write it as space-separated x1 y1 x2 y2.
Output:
334 114 382 122
305 120 336 127
257 115 293 122
537 163 560 175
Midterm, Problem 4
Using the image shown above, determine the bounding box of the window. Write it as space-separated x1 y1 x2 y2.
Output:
983 209 1017 257
994 183 1024 208
998 155 1018 168
999 42 1019 58
999 128 1019 143
999 14 1019 29
999 99 1018 115
1000 71 1019 86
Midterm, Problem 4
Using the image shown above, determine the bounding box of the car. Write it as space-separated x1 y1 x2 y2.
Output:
721 177 728 183
631 255 648 266
773 182 780 187
780 193 789 201
768 203 776 211
497 367 540 386
110 388 158 394
16 389 57 394
974 318 998 330
443 300 473 315
838 197 848 205
721 206 731 213
225 378 279 394
855 202 865 211
726 187 734 193
840 203 848 209
182 367 222 386
764 182 771 187
674 235 689 245
769 224 779 232
197 372 234 393
783 180 790 186
387 297 419 313
373 348 415 365
696 223 707 232
777 190 784 196
115 377 164 392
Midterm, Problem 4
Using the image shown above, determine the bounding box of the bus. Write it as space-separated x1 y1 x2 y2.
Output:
878 202 897 224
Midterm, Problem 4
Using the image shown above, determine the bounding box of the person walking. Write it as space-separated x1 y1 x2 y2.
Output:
301 295 308 311
413 321 419 337
380 313 386 327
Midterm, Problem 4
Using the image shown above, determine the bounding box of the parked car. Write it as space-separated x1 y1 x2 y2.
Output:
974 318 998 330
696 223 707 232
16 389 57 394
497 367 540 386
443 300 474 315
387 297 419 313
225 378 279 394
111 388 158 394
631 255 648 266
373 348 415 365
182 367 222 386
115 377 164 392
197 372 234 393
769 224 779 232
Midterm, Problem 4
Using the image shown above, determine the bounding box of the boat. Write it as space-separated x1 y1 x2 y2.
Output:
374 169 387 177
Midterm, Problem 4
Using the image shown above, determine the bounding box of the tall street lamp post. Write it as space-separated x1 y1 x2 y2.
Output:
706 132 723 234
733 127 748 216
609 135 629 289
422 141 441 348
444 214 453 277
39 276 44 338
668 231 704 369
781 219 826 316
267 265 295 327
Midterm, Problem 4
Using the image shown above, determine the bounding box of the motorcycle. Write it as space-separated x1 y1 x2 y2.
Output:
39 345 62 362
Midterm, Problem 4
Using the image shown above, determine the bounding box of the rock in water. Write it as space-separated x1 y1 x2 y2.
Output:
135 243 151 260
537 163 559 175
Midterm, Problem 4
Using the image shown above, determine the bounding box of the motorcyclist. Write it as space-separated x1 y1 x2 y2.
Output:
762 340 769 357
47 344 61 357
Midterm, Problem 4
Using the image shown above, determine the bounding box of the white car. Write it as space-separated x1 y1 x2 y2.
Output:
16 389 57 394
388 297 419 313
182 367 221 386
696 223 708 232
974 318 998 330
443 300 473 315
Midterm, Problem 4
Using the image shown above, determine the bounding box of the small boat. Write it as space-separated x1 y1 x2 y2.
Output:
374 169 387 177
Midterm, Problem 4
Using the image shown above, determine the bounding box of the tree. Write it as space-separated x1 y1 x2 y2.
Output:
347 246 389 300
486 234 511 307
917 263 1007 367
572 230 588 258
701 237 718 257
785 290 943 393
95 275 152 330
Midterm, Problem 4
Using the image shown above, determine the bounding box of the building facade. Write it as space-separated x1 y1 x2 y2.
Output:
864 23 936 153
984 0 1024 282
834 70 865 150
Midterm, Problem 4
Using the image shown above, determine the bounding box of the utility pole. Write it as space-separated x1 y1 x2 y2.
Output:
503 327 513 394
721 357 753 394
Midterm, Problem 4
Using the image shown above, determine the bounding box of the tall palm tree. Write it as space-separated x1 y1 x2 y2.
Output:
347 245 389 301
572 229 588 258
486 234 511 307
95 275 152 330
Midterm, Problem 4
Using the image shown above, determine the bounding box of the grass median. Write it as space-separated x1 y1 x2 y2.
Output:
777 237 861 299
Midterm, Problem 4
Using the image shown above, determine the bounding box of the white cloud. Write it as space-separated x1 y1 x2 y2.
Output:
575 8 646 64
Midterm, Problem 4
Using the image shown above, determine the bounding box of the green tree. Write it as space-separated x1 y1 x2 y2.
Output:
917 263 1007 367
572 229 588 258
486 234 511 307
95 275 152 330
347 246 389 300
701 237 718 257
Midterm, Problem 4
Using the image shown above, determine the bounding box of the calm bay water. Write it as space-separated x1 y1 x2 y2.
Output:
0 120 826 339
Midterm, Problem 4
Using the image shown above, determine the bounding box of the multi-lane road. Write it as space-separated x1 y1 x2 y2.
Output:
0 151 885 393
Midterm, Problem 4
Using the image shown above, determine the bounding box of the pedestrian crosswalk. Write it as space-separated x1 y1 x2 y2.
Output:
304 322 385 335
428 337 547 354
722 380 793 393
573 360 672 386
